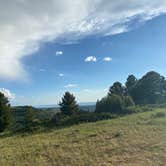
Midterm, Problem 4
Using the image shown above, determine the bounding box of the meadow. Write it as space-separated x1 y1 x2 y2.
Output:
0 108 165 166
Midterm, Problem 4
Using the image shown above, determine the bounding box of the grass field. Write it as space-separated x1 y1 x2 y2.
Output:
0 108 165 166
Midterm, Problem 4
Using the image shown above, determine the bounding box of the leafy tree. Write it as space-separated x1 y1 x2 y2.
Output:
95 94 135 114
130 71 166 104
59 92 79 116
108 82 126 96
95 95 124 114
126 75 137 94
0 92 14 132
123 96 135 107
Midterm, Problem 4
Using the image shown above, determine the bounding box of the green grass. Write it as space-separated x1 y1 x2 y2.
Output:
0 108 166 166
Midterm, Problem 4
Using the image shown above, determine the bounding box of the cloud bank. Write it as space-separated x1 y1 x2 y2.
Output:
0 0 166 79
0 88 15 100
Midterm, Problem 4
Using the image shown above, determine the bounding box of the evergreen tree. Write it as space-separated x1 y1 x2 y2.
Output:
0 92 13 132
123 96 135 107
95 95 124 114
24 106 37 131
108 82 126 96
59 92 79 116
130 71 166 104
126 75 137 95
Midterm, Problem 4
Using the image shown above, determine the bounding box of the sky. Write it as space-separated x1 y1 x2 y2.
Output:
0 0 166 106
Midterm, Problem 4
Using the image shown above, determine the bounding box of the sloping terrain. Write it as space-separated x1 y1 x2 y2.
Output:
0 108 165 166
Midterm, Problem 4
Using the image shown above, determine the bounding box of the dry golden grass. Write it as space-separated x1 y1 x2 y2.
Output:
0 108 165 166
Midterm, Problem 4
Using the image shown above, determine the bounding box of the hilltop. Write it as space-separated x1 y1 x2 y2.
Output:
0 108 165 166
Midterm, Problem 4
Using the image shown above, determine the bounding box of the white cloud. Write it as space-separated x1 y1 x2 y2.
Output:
0 88 15 100
85 56 97 62
0 0 166 79
59 73 64 77
83 89 91 92
39 68 46 72
64 84 78 88
103 57 112 62
56 51 63 56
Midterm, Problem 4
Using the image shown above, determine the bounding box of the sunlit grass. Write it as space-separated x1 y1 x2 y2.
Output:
0 108 165 166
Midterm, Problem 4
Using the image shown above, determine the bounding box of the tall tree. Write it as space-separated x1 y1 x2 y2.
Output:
130 71 166 104
59 92 79 116
126 75 137 94
108 82 126 96
95 95 124 114
0 92 13 132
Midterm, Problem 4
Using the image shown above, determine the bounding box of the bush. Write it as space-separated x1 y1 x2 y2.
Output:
51 111 115 127
152 112 166 118
123 105 153 114
95 95 135 115
123 96 135 107
95 95 124 114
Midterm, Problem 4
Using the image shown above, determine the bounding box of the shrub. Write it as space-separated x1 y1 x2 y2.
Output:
95 95 124 114
123 96 135 107
123 105 153 114
95 95 135 115
51 111 115 127
152 112 166 118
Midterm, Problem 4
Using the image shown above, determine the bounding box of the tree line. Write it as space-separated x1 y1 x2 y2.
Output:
0 71 166 133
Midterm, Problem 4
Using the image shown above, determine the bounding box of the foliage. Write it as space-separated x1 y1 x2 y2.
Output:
59 92 79 116
152 112 166 118
125 75 137 94
51 111 116 127
95 95 124 114
95 94 135 114
123 105 153 114
108 81 127 96
129 71 166 104
24 106 38 131
0 108 165 165
122 96 135 107
0 92 14 132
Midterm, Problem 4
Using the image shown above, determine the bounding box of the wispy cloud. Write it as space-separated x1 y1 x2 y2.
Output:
59 73 64 77
56 51 63 56
0 0 166 79
103 57 112 62
83 89 91 92
64 84 78 88
0 88 15 100
39 68 46 72
85 56 97 62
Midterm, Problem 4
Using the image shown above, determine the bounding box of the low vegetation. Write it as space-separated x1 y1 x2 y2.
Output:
0 108 165 165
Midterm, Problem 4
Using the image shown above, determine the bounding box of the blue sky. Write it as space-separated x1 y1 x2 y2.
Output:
0 1 166 106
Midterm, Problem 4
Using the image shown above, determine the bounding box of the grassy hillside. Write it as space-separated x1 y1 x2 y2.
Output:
0 108 166 166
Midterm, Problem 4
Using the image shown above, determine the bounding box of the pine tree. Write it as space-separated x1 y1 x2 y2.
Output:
0 92 14 132
59 92 79 116
108 82 126 96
